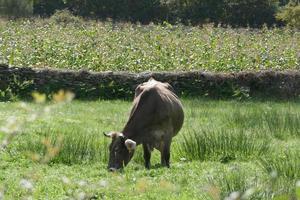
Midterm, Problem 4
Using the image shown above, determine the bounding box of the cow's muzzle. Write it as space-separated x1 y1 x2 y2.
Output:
108 167 117 172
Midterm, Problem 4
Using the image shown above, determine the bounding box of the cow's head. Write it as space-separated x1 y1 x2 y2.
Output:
104 132 136 171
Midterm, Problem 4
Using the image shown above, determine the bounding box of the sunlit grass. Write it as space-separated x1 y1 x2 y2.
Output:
0 99 299 199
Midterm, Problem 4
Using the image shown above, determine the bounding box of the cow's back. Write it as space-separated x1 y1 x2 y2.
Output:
123 81 184 142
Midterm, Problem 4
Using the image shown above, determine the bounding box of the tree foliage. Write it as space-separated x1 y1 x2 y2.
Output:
0 0 33 17
0 0 292 27
276 0 300 28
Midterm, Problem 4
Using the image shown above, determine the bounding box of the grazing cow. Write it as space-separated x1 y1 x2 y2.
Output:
104 78 184 171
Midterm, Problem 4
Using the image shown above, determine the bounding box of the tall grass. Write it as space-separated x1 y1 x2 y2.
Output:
179 128 270 162
206 163 298 199
264 110 300 139
3 99 299 166
227 104 300 139
259 148 300 179
14 128 109 164
0 18 299 72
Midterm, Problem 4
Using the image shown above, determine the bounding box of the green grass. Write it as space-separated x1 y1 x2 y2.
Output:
0 18 299 72
0 99 300 199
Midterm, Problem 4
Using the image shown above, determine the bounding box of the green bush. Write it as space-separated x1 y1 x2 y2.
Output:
49 9 83 25
276 0 300 28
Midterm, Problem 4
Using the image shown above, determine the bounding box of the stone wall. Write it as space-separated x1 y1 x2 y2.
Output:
0 64 300 100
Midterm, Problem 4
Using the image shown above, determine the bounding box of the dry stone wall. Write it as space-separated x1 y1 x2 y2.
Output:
0 64 300 100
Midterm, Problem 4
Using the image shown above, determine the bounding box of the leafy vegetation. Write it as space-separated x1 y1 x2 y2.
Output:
0 17 299 72
0 99 299 199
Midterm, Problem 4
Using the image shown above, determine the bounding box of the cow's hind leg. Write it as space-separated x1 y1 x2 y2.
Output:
143 143 151 169
161 140 171 168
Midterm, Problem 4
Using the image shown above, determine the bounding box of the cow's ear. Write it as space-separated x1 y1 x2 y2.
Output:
124 139 136 152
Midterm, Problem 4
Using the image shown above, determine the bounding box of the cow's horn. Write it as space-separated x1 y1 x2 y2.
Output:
125 139 136 152
104 132 124 139
103 132 110 137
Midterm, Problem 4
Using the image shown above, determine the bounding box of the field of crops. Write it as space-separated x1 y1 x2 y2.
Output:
0 17 299 72
0 99 299 199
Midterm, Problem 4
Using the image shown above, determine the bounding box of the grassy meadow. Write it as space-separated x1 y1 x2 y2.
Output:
0 17 299 72
0 99 300 199
0 12 300 200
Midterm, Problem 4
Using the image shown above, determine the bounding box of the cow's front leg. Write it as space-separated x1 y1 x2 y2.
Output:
143 143 151 169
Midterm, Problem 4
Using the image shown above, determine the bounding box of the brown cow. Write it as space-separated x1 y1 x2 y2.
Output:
104 78 184 171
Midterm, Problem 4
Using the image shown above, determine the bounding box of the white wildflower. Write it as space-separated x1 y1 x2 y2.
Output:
44 106 51 113
20 179 33 191
61 176 70 184
78 180 87 187
225 191 240 200
24 196 33 200
19 102 28 110
7 116 17 125
28 114 37 122
77 192 86 200
270 170 277 178
99 180 108 187
65 91 75 102
241 188 255 199
0 191 3 200
0 127 9 134
180 157 187 162
1 116 20 134
296 180 300 187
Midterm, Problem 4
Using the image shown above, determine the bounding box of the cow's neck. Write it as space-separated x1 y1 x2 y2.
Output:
122 126 141 144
